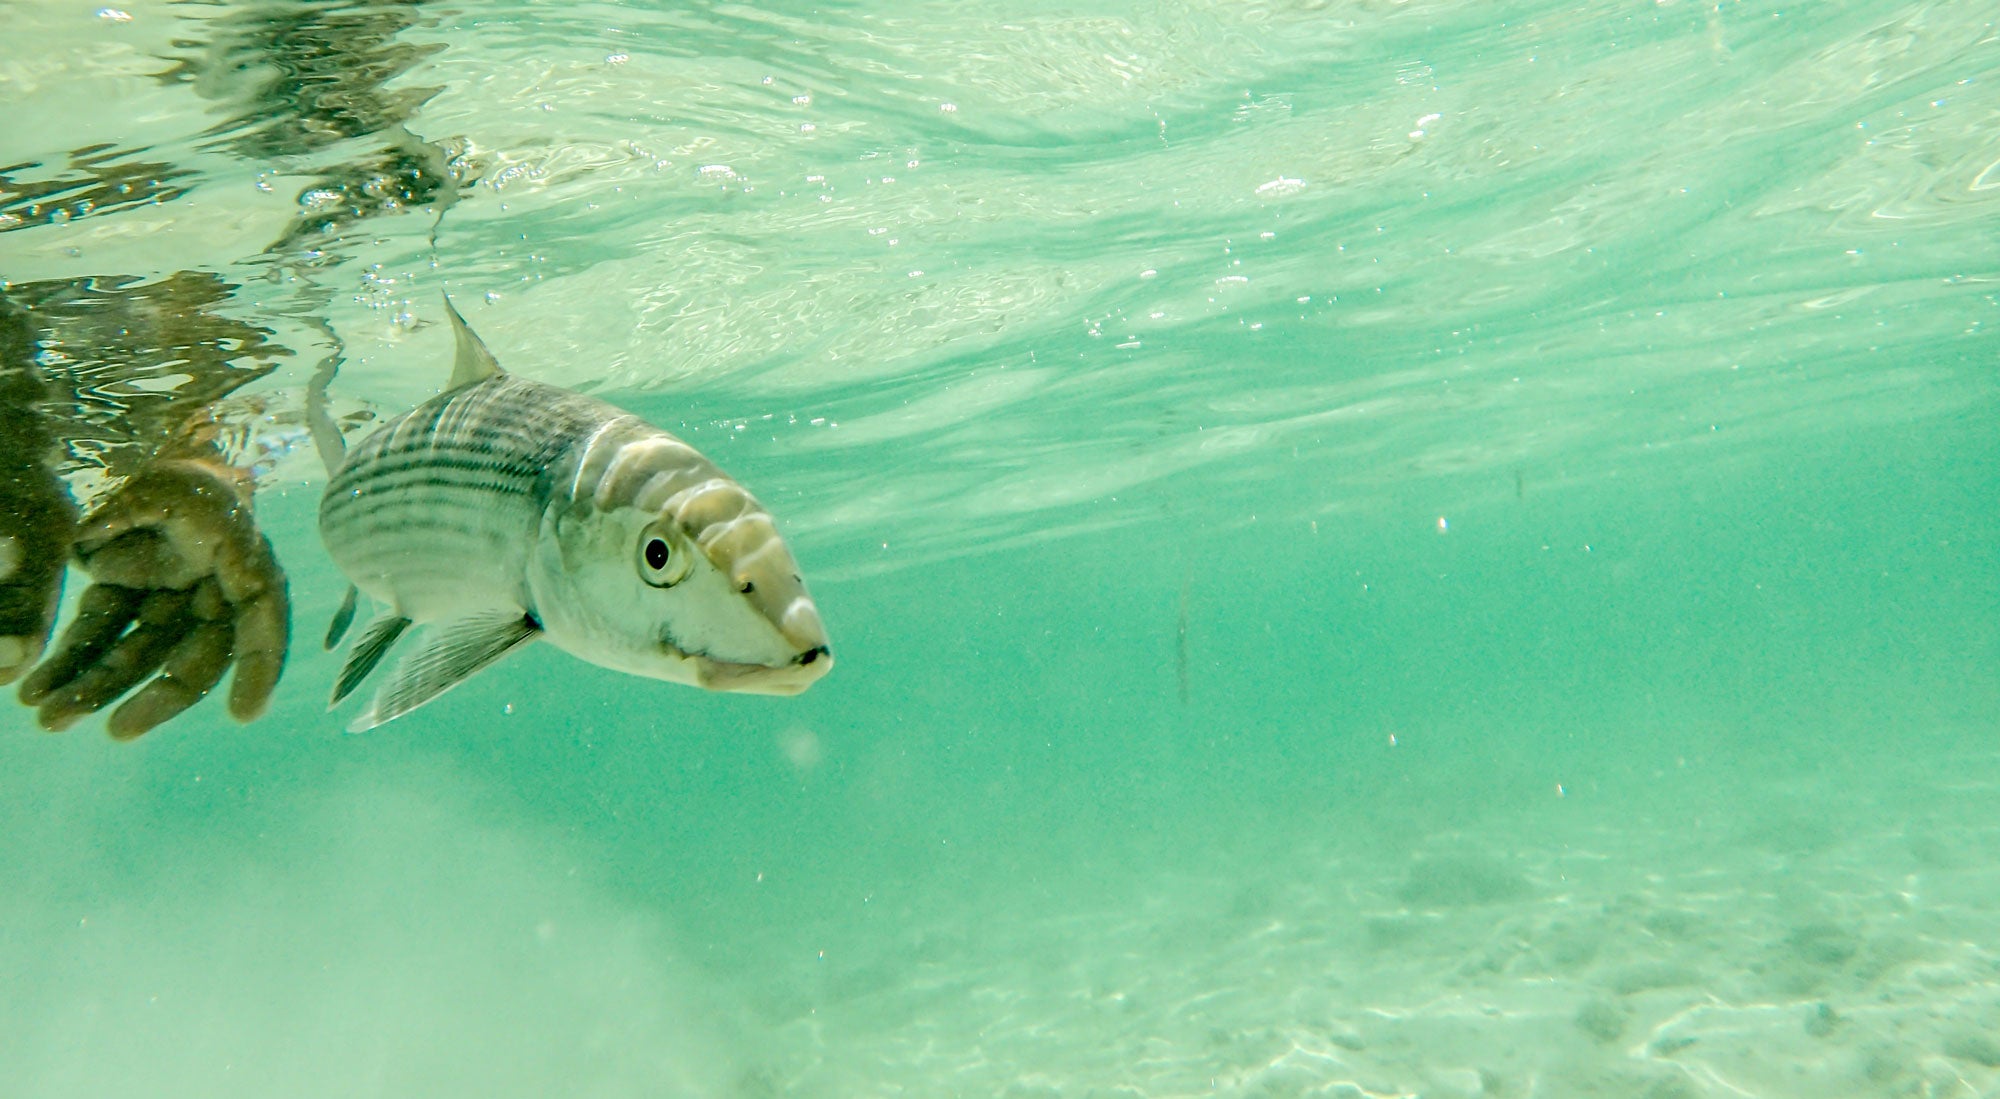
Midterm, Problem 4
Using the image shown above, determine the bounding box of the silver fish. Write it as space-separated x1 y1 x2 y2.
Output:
318 296 831 730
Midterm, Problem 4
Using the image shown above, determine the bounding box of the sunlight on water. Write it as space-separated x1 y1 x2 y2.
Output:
2 1 1997 1096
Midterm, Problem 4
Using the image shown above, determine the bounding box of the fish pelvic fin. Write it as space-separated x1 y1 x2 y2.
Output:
346 609 539 732
441 293 504 389
324 585 361 650
330 612 412 707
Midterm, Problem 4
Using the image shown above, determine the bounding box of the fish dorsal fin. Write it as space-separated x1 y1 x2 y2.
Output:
442 293 504 389
347 609 540 732
329 611 412 706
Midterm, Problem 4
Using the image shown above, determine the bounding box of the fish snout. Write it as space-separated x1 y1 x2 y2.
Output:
775 597 829 655
682 501 831 693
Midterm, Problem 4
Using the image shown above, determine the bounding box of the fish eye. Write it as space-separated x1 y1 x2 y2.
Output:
637 522 693 588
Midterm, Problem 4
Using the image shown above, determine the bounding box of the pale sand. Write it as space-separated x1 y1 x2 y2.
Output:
726 736 2000 1097
5 725 1994 1098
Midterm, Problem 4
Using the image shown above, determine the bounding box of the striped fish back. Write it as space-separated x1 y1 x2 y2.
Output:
319 375 613 618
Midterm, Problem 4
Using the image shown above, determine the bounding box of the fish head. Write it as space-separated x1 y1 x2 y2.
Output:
529 475 832 695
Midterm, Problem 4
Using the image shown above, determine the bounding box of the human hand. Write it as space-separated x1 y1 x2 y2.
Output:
0 461 78 685
17 459 289 738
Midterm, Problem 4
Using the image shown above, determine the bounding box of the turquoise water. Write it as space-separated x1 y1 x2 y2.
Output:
3 1 1997 1095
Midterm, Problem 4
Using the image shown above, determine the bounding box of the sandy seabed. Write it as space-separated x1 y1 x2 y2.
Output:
7 726 1998 1099
732 739 2000 1098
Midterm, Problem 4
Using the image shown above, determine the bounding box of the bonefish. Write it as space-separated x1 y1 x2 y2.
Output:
318 295 830 730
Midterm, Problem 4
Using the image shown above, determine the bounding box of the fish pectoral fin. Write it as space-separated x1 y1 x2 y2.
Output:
330 612 413 707
324 585 361 650
346 610 540 732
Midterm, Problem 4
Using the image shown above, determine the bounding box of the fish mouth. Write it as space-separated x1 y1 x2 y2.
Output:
690 645 832 695
659 632 833 695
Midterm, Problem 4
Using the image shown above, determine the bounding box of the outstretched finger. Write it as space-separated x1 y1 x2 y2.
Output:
107 618 233 740
227 576 289 723
18 583 143 705
34 589 192 732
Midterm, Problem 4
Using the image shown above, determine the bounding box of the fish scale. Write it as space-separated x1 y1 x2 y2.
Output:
321 375 593 617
